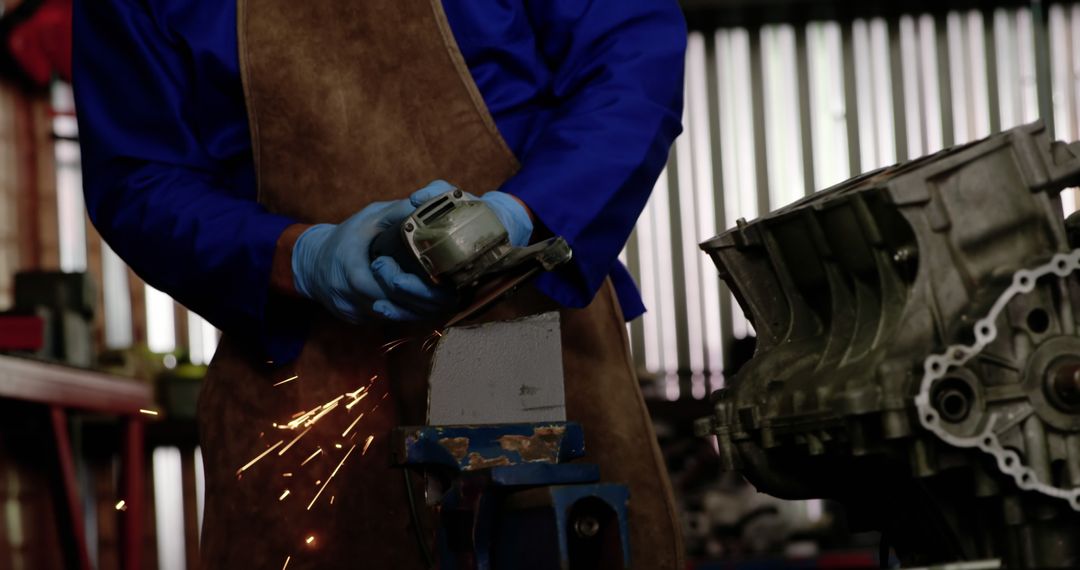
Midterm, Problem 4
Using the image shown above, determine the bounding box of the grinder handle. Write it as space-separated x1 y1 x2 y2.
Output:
369 218 434 284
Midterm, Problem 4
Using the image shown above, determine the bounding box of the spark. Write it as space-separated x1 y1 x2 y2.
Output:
334 443 342 449
362 435 375 455
421 329 444 353
300 448 322 466
307 444 357 510
305 536 315 545
315 480 321 486
273 375 299 387
237 440 284 475
282 555 291 570
321 395 345 409
345 391 369 411
341 413 365 437
304 402 340 427
115 500 127 511
139 409 159 416
278 426 313 456
279 490 290 501
380 337 411 353
345 385 367 399
330 495 335 505
283 473 293 477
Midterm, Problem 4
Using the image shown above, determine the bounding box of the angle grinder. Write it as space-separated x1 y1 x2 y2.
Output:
369 185 572 325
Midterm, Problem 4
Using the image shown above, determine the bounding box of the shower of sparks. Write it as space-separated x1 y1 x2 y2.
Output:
380 337 412 353
238 440 284 476
300 448 322 466
279 490 290 501
115 500 127 511
362 435 375 455
307 443 357 510
341 413 365 437
282 555 291 569
139 409 159 416
273 375 300 387
278 426 313 456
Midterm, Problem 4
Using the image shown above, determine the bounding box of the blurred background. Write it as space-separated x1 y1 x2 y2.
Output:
1 0 1079 568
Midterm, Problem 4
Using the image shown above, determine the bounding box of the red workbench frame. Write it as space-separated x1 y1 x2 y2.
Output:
0 354 152 570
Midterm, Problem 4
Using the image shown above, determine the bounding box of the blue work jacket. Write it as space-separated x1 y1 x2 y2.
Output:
72 0 687 361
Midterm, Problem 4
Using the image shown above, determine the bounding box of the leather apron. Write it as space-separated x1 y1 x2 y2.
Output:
196 1 684 568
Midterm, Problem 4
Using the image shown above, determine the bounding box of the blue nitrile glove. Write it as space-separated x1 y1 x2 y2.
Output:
406 180 534 247
292 199 452 323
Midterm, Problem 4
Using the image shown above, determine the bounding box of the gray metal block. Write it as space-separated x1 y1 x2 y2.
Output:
428 312 565 425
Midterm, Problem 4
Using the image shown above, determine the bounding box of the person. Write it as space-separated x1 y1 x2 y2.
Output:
74 0 687 568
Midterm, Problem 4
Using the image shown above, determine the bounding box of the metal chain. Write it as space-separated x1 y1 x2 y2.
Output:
915 249 1080 511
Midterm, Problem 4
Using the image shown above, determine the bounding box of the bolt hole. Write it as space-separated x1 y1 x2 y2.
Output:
1022 473 1032 483
941 393 967 419
932 378 974 423
1059 260 1069 271
924 413 935 423
979 325 991 337
1005 457 1015 467
983 437 994 446
930 362 942 373
1020 276 1032 287
1027 308 1051 334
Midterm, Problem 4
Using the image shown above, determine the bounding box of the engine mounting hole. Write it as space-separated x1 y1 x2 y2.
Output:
1027 308 1051 334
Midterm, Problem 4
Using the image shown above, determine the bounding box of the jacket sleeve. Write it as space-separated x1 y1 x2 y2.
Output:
504 0 686 308
73 0 301 359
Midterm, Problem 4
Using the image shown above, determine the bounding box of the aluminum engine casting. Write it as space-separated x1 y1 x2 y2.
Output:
697 121 1080 568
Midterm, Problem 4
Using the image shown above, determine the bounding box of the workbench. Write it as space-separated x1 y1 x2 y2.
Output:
0 354 152 570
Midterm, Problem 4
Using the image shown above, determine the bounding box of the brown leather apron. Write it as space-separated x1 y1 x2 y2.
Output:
196 1 684 568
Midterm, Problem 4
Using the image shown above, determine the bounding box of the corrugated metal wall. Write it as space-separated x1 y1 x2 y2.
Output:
627 4 1080 400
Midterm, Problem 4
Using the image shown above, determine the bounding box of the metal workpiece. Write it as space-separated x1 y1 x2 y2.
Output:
699 121 1080 568
428 312 566 426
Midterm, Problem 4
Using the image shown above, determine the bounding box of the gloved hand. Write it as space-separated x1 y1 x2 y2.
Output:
406 180 533 247
292 199 453 323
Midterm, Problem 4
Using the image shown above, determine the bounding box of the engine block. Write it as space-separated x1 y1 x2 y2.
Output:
697 122 1080 567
